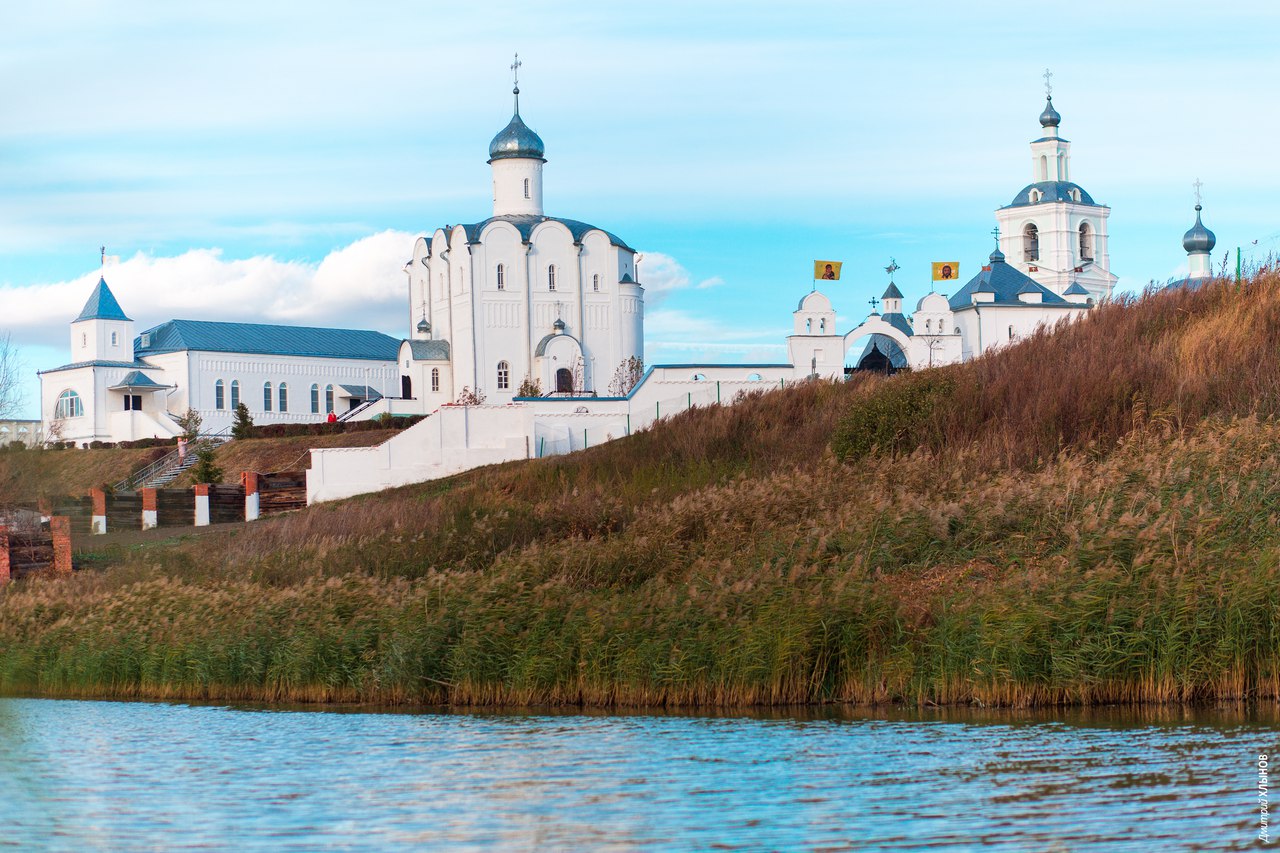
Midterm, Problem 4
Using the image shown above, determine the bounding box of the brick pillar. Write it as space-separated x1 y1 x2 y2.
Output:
50 517 72 575
243 472 260 522
0 525 9 587
194 484 210 527
89 488 107 535
142 488 159 530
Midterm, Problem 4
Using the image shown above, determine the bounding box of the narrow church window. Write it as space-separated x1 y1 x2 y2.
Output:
806 319 811 333
431 369 440 393
497 263 505 290
1009 325 1015 340
524 178 530 199
1023 223 1040 262
497 360 510 390
325 384 334 412
1079 222 1094 261
81 333 87 348
954 326 961 335
548 265 557 291
230 380 241 409
215 379 225 410
820 319 826 334
925 319 932 333
1040 155 1048 181
263 382 273 412
111 331 118 346
310 384 320 414
593 274 600 292
55 389 83 419
278 383 288 412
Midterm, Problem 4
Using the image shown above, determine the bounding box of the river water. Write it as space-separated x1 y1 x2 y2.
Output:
0 698 1271 851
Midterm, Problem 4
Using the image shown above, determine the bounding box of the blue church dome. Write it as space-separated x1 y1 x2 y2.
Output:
1039 96 1061 128
1182 204 1216 254
488 108 546 162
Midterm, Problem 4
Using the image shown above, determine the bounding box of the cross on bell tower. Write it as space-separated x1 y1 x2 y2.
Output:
511 53 522 112
1043 68 1053 99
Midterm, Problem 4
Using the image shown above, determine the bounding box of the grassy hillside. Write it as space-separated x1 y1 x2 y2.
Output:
169 429 399 486
3 273 1280 708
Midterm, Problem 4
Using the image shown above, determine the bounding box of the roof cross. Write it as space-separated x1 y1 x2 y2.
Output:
868 296 880 312
1043 68 1053 99
511 53 522 112
100 245 106 267
991 225 1001 245
1193 177 1204 206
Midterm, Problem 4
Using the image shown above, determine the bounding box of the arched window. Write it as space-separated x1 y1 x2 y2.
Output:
230 380 241 409
555 368 573 394
819 318 826 334
310 383 320 414
1079 222 1094 261
54 389 83 419
278 383 288 412
263 382 273 412
925 319 932 333
497 263 505 290
497 360 510 390
954 326 961 335
548 264 557 291
806 318 812 333
1058 153 1066 181
523 178 530 199
747 373 763 381
215 379 225 410
431 368 440 393
592 274 600 292
1039 155 1048 181
1029 188 1042 203
691 373 707 380
1023 223 1040 262
324 384 334 413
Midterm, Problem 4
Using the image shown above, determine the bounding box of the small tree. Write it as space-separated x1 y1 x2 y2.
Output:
455 386 486 406
608 356 644 396
44 417 66 448
0 332 24 421
189 445 223 484
175 407 203 440
516 376 542 398
231 402 254 439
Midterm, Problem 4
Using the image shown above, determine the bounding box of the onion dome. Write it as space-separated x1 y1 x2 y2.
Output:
1182 204 1216 254
553 317 566 332
990 246 1006 264
488 110 545 162
416 318 431 334
1039 96 1061 128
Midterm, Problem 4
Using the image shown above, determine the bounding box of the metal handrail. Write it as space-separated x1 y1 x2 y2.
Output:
112 428 232 492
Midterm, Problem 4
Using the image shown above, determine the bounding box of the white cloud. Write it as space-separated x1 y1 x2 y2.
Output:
696 276 725 290
1 230 416 350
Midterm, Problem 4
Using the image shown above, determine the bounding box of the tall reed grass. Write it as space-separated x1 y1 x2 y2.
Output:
3 273 1280 707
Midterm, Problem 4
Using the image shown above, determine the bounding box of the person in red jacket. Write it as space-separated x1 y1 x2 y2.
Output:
326 411 338 424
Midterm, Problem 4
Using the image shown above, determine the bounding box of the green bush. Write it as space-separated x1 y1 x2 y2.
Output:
831 371 956 462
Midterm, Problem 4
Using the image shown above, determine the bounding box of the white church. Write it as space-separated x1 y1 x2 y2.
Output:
38 72 1216 502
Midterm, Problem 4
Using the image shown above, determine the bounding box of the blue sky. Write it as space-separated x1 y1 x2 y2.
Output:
4 1 1279 417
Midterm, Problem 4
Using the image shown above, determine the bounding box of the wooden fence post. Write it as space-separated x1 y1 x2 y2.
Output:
50 517 72 575
89 488 107 535
194 484 210 527
243 472 260 522
142 488 158 530
0 525 9 587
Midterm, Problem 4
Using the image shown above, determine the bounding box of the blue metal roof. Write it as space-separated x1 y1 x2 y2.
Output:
135 319 400 361
1005 181 1096 208
38 358 150 375
406 339 451 361
109 371 168 390
948 251 1071 310
880 312 914 337
856 335 908 369
459 215 634 252
1063 281 1090 296
882 282 904 300
75 277 131 322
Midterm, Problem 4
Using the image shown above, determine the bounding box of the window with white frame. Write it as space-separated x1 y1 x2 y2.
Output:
497 360 510 390
54 389 83 419
263 382 273 412
215 379 225 410
431 369 440 393
548 264 557 291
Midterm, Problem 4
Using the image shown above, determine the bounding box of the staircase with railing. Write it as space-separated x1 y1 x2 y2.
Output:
113 430 231 492
337 400 379 422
